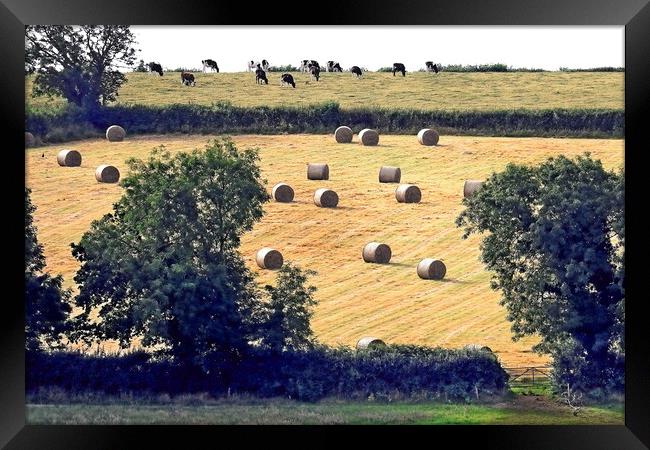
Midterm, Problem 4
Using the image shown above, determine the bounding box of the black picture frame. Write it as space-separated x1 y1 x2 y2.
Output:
2 0 648 447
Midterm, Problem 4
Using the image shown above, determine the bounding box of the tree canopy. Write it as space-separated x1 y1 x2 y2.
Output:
25 188 71 352
70 139 317 367
456 154 624 393
25 25 138 108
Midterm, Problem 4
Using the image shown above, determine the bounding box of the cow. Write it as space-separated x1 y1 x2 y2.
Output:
300 60 319 72
392 62 406 77
147 62 163 76
425 61 439 73
281 73 296 88
350 66 363 78
327 61 343 72
309 65 320 81
202 59 219 73
181 71 196 86
261 59 270 71
247 60 260 72
255 68 269 85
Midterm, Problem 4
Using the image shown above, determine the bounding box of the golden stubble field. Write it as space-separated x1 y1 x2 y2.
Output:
26 71 624 111
25 134 624 366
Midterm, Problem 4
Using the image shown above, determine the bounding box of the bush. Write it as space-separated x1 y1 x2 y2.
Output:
27 345 509 402
559 67 624 72
26 103 624 143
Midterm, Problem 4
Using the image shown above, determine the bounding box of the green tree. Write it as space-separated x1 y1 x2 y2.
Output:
456 154 624 393
25 188 71 352
70 139 271 365
25 26 138 108
261 263 317 352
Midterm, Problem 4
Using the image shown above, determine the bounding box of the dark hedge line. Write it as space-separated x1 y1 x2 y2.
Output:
25 103 624 143
27 345 509 402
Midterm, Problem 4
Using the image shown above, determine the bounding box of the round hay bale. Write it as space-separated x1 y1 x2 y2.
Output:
256 247 284 270
378 166 401 183
313 188 339 208
334 126 353 143
25 132 35 148
57 149 82 167
272 183 294 203
362 242 392 264
106 125 126 142
358 128 379 146
417 258 447 280
95 165 120 183
463 180 484 198
395 184 421 203
356 337 387 350
307 163 329 180
417 128 439 146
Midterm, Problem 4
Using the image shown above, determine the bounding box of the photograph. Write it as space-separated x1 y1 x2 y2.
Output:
20 23 631 428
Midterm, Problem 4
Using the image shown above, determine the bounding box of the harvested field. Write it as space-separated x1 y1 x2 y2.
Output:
25 134 624 366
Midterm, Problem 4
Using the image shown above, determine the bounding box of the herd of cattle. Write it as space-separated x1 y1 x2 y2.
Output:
144 60 441 88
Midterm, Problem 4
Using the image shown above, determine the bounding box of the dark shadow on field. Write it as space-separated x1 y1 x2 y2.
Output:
388 262 412 267
436 278 470 284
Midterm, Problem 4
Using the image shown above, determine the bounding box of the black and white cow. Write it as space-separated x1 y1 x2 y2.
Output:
247 60 260 72
350 66 363 78
392 63 406 77
255 68 269 85
202 59 219 72
261 59 270 71
181 71 196 86
281 73 296 88
309 65 320 81
300 60 320 73
327 61 343 72
147 62 163 76
425 61 439 73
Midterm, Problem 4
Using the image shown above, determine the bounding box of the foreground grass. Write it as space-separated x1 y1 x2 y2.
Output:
26 134 623 367
26 71 624 112
26 396 623 425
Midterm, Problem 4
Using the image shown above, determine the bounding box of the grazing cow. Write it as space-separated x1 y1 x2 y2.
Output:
202 59 219 72
255 68 269 85
392 62 406 77
425 61 439 73
261 59 270 71
247 60 261 72
309 65 320 81
327 61 343 72
281 73 296 88
181 71 196 86
350 66 363 78
147 62 163 76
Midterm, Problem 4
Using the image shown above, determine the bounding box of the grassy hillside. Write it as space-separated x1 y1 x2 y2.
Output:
26 71 624 112
25 134 624 366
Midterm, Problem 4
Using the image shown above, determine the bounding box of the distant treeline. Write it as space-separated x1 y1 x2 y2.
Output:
25 102 624 144
136 64 624 73
27 345 508 402
376 64 624 73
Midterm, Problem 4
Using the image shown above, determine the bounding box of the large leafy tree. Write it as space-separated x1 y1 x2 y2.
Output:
70 139 276 365
25 25 138 108
25 188 71 352
261 263 317 353
456 154 624 393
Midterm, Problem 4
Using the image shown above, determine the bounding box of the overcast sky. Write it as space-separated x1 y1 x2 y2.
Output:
131 26 624 72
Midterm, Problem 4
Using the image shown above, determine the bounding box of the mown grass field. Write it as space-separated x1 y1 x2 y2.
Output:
26 71 624 112
25 134 624 367
26 396 623 425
